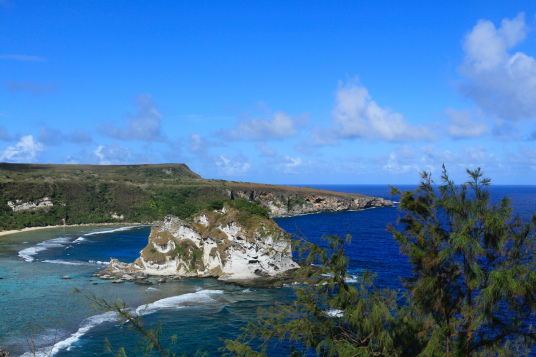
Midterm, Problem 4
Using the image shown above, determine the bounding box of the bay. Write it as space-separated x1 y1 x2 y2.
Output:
0 184 534 356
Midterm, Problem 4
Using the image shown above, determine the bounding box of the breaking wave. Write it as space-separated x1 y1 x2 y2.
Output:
26 289 226 356
18 237 72 262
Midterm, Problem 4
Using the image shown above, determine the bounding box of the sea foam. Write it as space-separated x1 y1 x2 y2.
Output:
18 237 72 262
36 290 225 356
42 259 97 266
137 289 224 315
83 226 139 236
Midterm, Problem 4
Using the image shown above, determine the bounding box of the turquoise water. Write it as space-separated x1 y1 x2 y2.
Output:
0 225 293 356
1 185 535 356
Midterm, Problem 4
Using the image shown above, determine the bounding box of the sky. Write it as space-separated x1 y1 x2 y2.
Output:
1 1 536 185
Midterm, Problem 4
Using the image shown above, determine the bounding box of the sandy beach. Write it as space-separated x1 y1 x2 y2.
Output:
0 222 146 238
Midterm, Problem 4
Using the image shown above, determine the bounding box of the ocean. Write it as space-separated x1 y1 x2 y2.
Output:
0 184 535 356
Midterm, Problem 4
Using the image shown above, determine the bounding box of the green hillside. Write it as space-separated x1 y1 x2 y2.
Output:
0 163 370 231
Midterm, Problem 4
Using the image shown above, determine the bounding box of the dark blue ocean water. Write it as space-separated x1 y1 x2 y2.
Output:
0 184 535 356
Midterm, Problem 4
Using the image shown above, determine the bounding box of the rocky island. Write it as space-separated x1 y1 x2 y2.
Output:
0 163 393 286
98 201 301 287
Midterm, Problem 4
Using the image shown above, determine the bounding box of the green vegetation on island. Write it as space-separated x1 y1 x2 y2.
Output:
0 163 383 231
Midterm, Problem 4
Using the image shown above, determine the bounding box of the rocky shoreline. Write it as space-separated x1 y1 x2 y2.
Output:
96 203 302 288
91 195 394 288
91 267 303 288
230 189 393 217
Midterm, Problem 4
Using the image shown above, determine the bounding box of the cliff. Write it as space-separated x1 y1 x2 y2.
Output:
101 202 299 285
228 189 393 217
0 163 393 231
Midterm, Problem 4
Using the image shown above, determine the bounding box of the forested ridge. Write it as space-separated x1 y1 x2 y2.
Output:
0 163 365 230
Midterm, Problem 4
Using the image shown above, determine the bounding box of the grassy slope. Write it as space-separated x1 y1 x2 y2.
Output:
0 163 366 230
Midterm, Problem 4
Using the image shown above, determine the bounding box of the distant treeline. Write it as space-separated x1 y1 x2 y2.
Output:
0 163 230 230
0 163 360 231
0 180 230 230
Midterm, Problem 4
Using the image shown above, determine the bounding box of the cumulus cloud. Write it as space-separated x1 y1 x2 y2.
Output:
223 111 301 141
0 54 46 61
99 94 165 142
278 155 303 174
315 81 436 144
0 135 44 162
444 108 489 139
5 80 58 95
381 145 420 175
188 133 209 154
459 13 536 122
372 145 501 178
420 145 500 171
215 155 252 176
93 143 132 165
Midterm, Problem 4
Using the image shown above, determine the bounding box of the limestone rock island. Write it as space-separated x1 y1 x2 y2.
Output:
103 202 299 285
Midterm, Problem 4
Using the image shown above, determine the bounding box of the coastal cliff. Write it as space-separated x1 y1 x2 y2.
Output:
101 202 299 286
0 163 393 231
229 189 393 217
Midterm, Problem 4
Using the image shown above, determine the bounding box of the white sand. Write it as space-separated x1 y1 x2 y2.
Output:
0 222 145 238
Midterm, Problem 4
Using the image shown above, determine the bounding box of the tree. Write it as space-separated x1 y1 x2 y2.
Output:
224 166 536 356
224 235 425 356
388 166 536 356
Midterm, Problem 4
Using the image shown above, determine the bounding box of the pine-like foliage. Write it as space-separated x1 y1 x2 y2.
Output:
388 166 536 356
223 235 425 356
224 167 536 356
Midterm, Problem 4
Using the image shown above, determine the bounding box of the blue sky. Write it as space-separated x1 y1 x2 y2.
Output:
1 1 536 184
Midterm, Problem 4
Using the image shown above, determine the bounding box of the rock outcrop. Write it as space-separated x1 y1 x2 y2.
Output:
7 197 53 211
103 204 299 284
228 190 393 217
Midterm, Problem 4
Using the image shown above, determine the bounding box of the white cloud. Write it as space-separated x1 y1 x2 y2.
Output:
459 13 536 122
0 135 44 162
318 80 436 144
223 111 300 141
444 108 489 139
379 146 420 175
100 94 165 142
370 145 501 179
215 155 252 176
279 155 302 174
93 143 132 165
419 145 500 172
188 133 208 154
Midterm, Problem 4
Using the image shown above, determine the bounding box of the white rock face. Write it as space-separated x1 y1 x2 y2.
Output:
229 190 393 217
106 206 298 281
7 197 53 211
